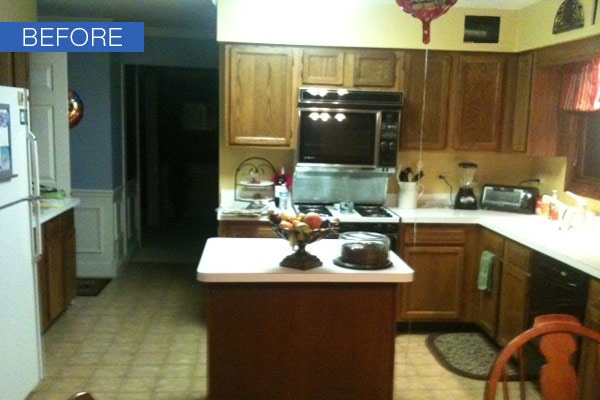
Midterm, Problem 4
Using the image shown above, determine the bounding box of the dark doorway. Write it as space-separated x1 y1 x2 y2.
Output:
125 65 219 262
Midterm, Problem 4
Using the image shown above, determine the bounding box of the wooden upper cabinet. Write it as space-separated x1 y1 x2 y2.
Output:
352 50 397 87
226 45 297 147
401 50 452 149
502 52 533 153
0 53 29 88
451 53 506 151
300 48 401 89
302 49 345 85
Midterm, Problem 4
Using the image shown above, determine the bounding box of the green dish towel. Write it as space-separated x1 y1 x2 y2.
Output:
477 250 495 291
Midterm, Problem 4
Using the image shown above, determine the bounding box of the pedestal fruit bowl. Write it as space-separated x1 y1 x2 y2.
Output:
268 211 339 270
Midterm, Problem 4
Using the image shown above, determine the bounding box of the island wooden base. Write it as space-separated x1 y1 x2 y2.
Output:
205 282 397 400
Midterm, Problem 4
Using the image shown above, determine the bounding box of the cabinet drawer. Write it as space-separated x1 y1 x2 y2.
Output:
482 228 504 255
403 224 466 245
504 240 531 271
219 221 278 238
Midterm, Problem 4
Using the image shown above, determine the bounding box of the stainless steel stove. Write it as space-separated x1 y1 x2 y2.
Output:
293 202 400 250
291 167 400 250
354 205 396 218
293 203 399 222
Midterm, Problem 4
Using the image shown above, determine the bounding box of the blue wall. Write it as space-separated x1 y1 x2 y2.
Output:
69 37 218 190
68 52 117 190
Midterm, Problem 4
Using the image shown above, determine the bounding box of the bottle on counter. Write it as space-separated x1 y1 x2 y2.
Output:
274 166 287 208
279 186 289 210
548 190 560 220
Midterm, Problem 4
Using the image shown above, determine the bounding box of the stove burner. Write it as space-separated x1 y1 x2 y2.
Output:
295 204 332 217
354 205 394 218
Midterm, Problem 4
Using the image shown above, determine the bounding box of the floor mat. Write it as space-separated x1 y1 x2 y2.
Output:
77 278 111 296
426 331 526 381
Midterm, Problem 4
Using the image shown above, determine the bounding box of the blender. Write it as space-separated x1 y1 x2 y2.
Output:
454 162 478 210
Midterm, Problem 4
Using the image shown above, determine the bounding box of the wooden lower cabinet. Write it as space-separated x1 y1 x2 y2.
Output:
496 240 531 347
219 220 278 238
397 224 478 322
206 282 397 399
38 209 77 330
477 228 505 338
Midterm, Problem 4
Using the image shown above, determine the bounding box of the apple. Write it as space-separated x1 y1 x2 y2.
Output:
278 220 293 230
303 212 323 230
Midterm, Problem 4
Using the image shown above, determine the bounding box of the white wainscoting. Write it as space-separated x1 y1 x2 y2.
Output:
72 186 137 278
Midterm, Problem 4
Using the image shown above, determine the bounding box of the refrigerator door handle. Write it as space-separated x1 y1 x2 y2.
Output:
27 124 43 261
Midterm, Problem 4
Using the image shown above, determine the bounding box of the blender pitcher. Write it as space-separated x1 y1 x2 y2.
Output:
454 162 478 210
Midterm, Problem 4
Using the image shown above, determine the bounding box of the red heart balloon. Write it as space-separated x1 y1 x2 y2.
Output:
68 90 84 129
396 0 458 44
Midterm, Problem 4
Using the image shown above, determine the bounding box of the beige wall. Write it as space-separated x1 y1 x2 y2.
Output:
217 0 600 52
217 0 520 52
518 0 600 50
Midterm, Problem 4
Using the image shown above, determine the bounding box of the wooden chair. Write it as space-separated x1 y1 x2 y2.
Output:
67 392 95 400
485 314 600 400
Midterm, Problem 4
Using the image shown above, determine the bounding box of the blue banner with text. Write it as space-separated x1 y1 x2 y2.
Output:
0 22 144 52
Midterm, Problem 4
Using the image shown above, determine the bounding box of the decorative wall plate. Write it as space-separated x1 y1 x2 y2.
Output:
553 0 584 34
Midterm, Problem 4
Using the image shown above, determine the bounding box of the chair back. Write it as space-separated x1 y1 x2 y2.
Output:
485 314 600 400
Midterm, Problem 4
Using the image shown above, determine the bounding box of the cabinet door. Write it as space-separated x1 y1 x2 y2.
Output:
226 45 296 146
506 53 533 153
43 218 66 323
62 210 77 306
478 257 503 337
477 229 505 337
0 53 28 88
399 246 464 320
452 53 505 151
302 49 345 85
401 51 452 149
352 50 397 88
37 255 50 330
496 262 530 346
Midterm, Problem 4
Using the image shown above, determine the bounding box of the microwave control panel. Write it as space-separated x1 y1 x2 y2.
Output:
379 111 400 167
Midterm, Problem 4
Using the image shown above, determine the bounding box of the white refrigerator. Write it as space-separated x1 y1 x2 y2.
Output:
0 85 43 399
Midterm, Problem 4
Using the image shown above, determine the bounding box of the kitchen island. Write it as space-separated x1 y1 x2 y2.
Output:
197 237 414 400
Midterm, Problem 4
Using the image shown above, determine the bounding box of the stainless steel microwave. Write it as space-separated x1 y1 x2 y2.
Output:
296 88 403 172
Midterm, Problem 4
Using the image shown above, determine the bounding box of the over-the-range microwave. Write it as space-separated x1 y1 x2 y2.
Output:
295 87 403 172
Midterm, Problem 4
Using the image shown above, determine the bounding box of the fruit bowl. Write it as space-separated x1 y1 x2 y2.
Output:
268 211 339 270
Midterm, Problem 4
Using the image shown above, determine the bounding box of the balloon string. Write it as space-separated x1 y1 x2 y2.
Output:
413 48 429 243
419 48 428 171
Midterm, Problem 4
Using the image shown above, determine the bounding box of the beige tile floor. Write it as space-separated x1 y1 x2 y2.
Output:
26 226 538 400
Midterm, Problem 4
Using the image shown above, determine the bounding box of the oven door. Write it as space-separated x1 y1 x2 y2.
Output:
296 108 380 169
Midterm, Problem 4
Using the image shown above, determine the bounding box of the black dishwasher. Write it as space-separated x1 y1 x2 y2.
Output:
526 252 590 374
529 252 589 325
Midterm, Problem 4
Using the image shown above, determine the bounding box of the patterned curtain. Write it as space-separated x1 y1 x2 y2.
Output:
560 59 600 112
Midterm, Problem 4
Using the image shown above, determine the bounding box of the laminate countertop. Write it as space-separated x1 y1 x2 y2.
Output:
392 207 600 280
197 237 414 283
40 197 79 224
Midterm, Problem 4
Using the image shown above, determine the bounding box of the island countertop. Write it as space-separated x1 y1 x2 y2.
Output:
197 237 414 283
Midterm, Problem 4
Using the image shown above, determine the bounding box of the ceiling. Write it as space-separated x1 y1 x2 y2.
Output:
36 0 544 39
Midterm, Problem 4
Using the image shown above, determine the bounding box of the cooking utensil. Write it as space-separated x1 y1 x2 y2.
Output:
399 167 412 182
412 170 424 182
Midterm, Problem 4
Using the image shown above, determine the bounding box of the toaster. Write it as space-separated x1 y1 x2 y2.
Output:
480 184 540 214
